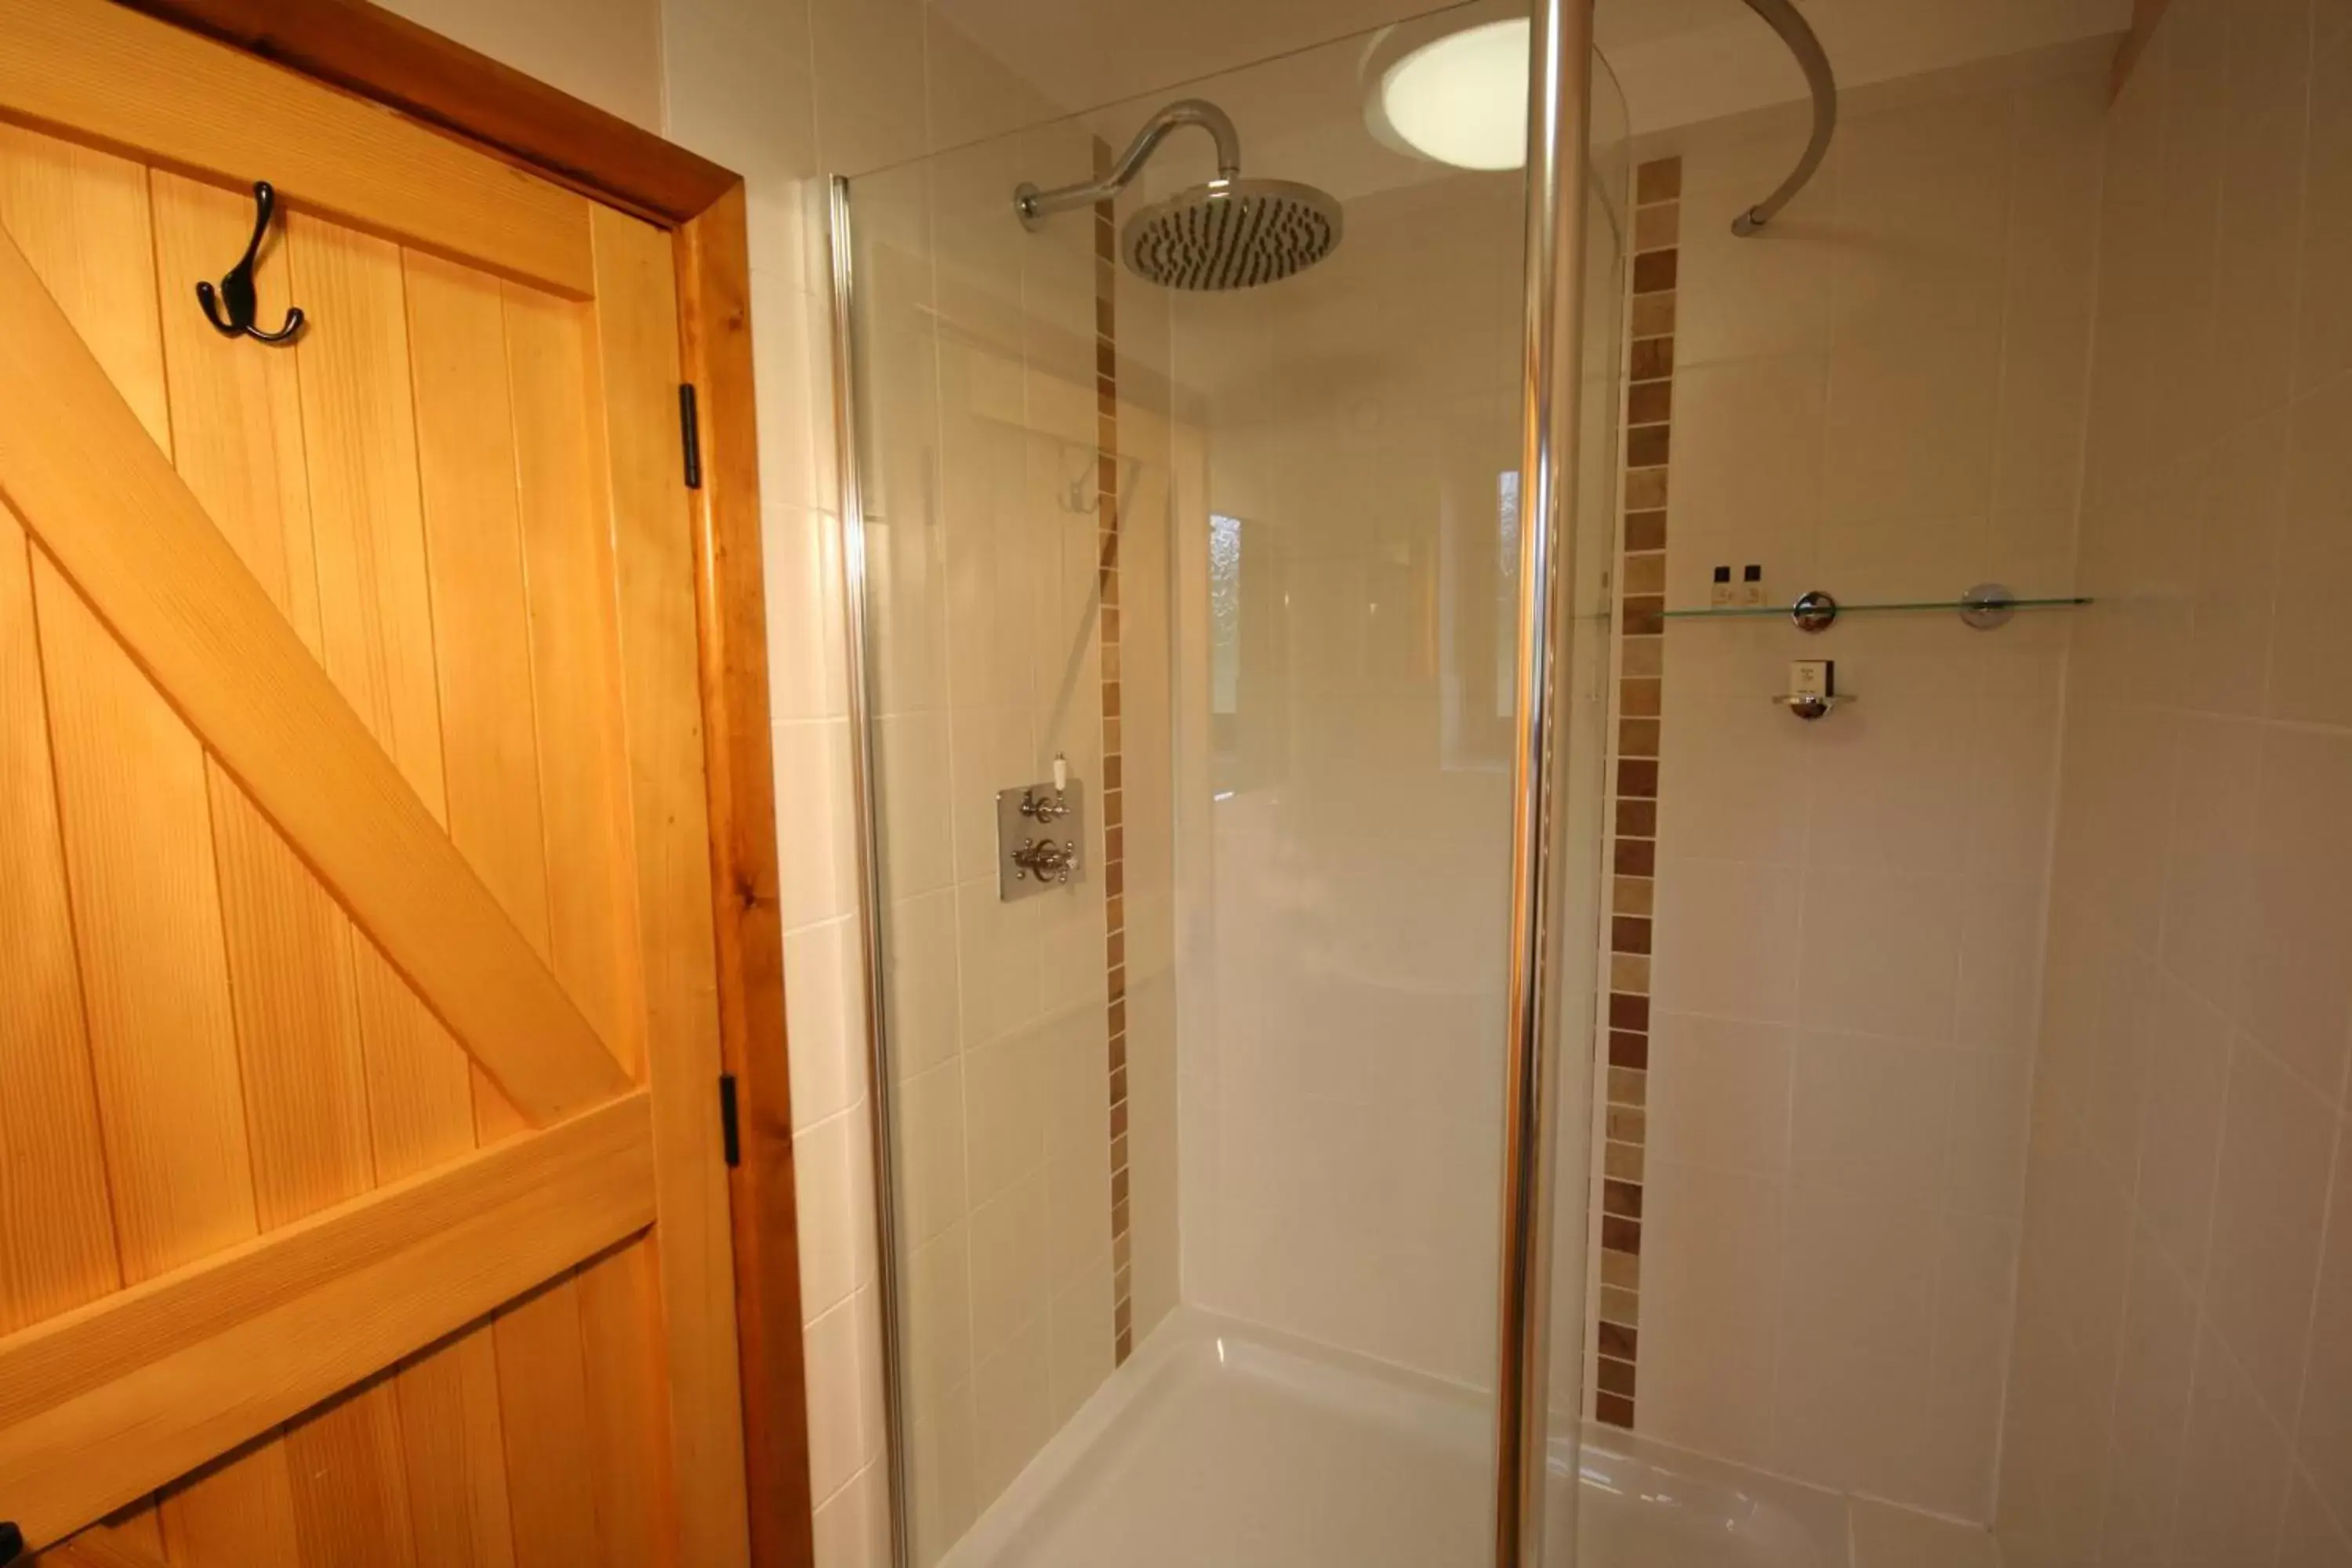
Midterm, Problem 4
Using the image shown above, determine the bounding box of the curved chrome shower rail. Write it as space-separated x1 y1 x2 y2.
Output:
1730 0 1838 236
1015 99 1243 229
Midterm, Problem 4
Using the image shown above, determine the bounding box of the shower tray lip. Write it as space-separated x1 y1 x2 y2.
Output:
938 1306 1852 1567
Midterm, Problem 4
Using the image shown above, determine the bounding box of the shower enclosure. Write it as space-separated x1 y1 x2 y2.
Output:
829 2 1630 1561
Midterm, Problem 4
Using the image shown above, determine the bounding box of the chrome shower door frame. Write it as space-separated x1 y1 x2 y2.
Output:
826 172 913 1568
1493 0 1599 1562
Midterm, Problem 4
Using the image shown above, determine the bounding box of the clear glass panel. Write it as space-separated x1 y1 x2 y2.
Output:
1543 43 1631 1567
841 11 1624 1563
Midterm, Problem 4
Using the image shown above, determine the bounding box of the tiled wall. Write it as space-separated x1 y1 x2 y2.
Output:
1169 132 1530 1385
1998 2 2352 1563
1624 49 2106 1522
657 2 1159 1563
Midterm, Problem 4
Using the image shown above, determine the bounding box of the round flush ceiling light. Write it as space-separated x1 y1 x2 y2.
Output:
1377 17 1530 171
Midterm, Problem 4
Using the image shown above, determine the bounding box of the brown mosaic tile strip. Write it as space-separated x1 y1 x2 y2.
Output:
1595 154 1679 1434
1094 144 1135 1367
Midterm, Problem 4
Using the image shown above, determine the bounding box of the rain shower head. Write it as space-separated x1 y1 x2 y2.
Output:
1015 99 1343 290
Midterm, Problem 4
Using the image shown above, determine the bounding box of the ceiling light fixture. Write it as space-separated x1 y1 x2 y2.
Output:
1376 17 1531 171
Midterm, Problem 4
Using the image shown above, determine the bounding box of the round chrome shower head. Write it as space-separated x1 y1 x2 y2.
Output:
1121 177 1343 291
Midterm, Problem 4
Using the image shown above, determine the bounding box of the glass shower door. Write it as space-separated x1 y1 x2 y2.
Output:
830 6 1624 1563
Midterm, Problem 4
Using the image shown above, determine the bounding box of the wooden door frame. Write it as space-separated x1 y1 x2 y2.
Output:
99 4 815 1563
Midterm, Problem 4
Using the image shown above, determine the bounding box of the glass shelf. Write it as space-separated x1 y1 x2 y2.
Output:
1658 589 2092 633
1661 596 2092 621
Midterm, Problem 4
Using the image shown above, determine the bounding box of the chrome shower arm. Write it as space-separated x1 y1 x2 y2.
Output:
1016 99 1243 228
1730 0 1837 236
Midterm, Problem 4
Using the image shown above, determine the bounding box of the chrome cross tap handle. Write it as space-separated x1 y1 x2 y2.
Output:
1019 789 1074 822
1010 838 1080 884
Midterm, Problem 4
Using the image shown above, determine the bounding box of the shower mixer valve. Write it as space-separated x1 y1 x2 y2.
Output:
996 777 1088 901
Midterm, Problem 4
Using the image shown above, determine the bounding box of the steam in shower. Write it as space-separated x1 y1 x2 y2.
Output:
1014 98 1343 290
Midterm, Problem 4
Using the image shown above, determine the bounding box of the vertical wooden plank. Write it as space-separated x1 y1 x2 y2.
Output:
504 278 671 1561
0 512 118 1336
404 247 608 1567
677 185 815 1568
588 202 752 1568
148 169 417 1568
284 212 517 1568
0 119 303 1567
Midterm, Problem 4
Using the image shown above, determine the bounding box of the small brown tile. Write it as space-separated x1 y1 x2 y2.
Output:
1097 296 1116 339
1624 509 1667 553
1633 201 1680 253
1597 1320 1639 1361
1600 1249 1640 1290
1603 1140 1645 1183
1108 1033 1127 1073
1626 425 1671 469
1607 993 1650 1031
1112 1195 1130 1236
1612 916 1653 956
1622 595 1665 637
1102 605 1121 642
1105 860 1124 898
1623 553 1667 600
1603 1178 1645 1221
1105 893 1125 930
1617 756 1658 797
1599 1283 1639 1325
1628 336 1675 383
1116 1327 1134 1361
1612 876 1654 917
1605 1106 1647 1145
1620 637 1663 680
1595 1355 1638 1399
1601 1215 1642 1255
1106 825 1124 860
1107 929 1126 968
1109 996 1127 1034
1104 753 1123 790
1624 465 1669 510
1630 292 1676 338
1635 158 1682 203
1607 1031 1649 1071
1608 953 1650 993
1111 1099 1128 1138
1113 1229 1131 1271
1617 724 1661 767
1620 681 1663 724
1632 250 1679 296
1102 681 1122 719
1596 1391 1635 1429
1607 1066 1647 1110
1110 1063 1127 1102
1613 837 1657 877
1627 380 1673 426
1110 1132 1128 1174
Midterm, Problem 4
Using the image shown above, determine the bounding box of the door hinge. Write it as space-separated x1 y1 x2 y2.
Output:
718 1073 741 1167
678 383 703 490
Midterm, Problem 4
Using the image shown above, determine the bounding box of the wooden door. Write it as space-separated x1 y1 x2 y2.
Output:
0 3 751 1565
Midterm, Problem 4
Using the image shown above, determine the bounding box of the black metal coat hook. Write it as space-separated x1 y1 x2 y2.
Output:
196 181 304 344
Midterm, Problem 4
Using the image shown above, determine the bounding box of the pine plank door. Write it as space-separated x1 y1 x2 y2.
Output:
0 4 750 1566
